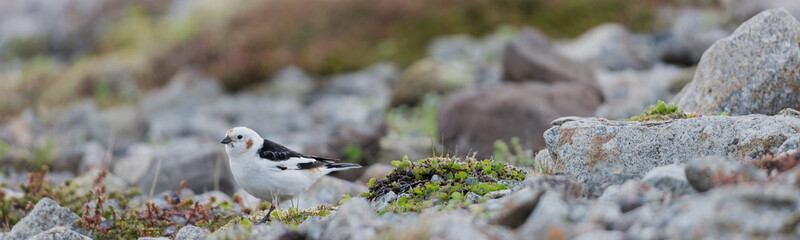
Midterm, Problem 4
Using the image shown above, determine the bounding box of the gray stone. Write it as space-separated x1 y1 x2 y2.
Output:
112 144 154 185
556 23 655 70
439 82 602 159
573 230 624 240
252 66 315 97
543 115 800 196
672 8 800 115
502 27 596 89
466 192 481 203
69 168 127 196
516 191 572 238
641 164 696 195
489 188 543 229
723 0 800 23
430 174 443 183
6 198 81 240
529 175 584 200
685 156 767 192
370 191 397 212
378 211 513 240
137 137 235 195
321 198 378 240
483 190 512 199
664 184 800 239
28 227 91 240
174 225 210 240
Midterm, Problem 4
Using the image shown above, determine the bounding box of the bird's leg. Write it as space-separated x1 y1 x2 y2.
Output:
258 204 276 224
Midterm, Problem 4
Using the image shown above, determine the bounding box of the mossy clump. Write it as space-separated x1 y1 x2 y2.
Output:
364 156 527 214
629 100 694 122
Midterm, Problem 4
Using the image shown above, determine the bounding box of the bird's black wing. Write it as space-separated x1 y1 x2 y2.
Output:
258 138 346 170
257 139 305 161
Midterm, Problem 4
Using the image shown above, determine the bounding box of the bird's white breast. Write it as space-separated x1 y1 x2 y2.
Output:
228 153 323 201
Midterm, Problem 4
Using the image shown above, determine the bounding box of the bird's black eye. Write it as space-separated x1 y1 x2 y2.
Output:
237 135 243 139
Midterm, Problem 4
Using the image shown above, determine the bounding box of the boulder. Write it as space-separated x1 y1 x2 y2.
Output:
656 9 731 66
5 198 82 240
280 176 367 209
641 164 696 195
593 64 687 120
544 114 800 196
684 156 766 192
672 8 800 115
439 82 602 158
502 27 596 89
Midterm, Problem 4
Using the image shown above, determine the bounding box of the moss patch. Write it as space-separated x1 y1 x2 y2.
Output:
629 100 693 122
364 156 527 214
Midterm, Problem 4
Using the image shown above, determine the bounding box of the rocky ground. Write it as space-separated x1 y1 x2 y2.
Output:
2 2 800 240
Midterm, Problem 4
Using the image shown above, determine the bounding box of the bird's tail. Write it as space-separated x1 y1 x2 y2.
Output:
325 163 362 171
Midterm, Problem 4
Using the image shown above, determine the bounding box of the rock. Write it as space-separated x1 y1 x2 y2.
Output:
78 142 107 174
483 190 512 199
280 176 367 209
516 191 572 238
6 198 82 240
490 188 543 228
502 27 596 89
663 184 800 239
370 191 397 212
685 156 767 192
174 225 210 240
672 8 800 115
439 82 602 158
69 168 127 195
657 9 730 65
641 164 696 195
430 175 442 183
137 137 235 195
379 211 514 240
112 144 154 185
193 191 232 205
556 23 655 70
427 33 509 86
529 175 584 200
321 198 378 240
390 58 474 107
614 180 648 213
28 227 91 240
355 163 393 186
464 192 481 203
87 105 148 151
593 64 687 120
143 68 223 141
543 115 800 196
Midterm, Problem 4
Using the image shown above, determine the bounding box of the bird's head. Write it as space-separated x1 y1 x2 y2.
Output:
221 126 262 156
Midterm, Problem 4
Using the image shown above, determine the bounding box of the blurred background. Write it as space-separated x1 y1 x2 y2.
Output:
0 0 798 196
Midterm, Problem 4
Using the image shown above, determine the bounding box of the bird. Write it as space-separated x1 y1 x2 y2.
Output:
221 126 361 224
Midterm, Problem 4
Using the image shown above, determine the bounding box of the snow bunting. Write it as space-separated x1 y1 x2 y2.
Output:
221 126 361 224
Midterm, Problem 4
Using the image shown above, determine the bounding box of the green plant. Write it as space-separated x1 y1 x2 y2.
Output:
365 157 527 214
629 100 692 122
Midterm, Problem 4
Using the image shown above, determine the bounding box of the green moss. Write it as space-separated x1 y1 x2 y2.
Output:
365 156 527 214
219 204 336 231
629 100 692 122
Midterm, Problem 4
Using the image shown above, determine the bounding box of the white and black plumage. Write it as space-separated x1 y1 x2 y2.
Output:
221 126 361 224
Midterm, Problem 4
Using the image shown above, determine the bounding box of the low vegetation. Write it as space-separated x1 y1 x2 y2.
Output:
363 156 527 214
629 100 694 121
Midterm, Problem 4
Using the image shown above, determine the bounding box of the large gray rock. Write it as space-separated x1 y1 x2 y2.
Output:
672 8 800 115
544 115 800 196
28 227 91 240
5 198 81 240
684 156 767 192
319 198 378 240
502 27 596 89
439 82 602 158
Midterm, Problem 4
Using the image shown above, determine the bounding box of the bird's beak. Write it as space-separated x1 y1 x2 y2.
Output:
221 136 232 144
